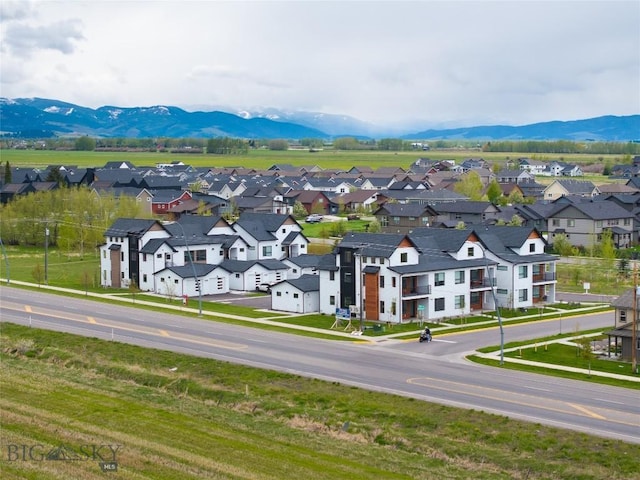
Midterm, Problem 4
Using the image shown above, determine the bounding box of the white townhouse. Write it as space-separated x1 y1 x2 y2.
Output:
101 216 251 293
318 231 498 324
100 218 170 289
217 259 289 291
317 227 558 324
232 212 309 261
471 227 558 310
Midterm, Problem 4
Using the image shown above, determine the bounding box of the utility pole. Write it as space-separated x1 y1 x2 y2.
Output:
44 223 49 285
633 265 638 374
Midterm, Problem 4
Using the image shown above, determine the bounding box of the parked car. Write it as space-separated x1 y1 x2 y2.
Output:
305 214 323 223
347 214 360 221
256 283 273 293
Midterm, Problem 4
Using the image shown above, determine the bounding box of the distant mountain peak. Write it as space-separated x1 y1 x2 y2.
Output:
0 97 637 141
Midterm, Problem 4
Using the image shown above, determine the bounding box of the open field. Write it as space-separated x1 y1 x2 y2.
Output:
2 323 639 480
0 148 629 176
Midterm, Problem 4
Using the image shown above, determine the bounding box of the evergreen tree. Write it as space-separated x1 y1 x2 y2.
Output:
4 161 11 184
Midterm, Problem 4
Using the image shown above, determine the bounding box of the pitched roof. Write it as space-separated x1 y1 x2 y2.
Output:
104 218 163 237
277 274 320 292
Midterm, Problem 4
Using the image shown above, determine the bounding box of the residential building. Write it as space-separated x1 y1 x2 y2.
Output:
317 226 557 323
606 289 640 363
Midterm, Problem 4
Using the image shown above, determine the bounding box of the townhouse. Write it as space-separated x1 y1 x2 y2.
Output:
316 226 557 323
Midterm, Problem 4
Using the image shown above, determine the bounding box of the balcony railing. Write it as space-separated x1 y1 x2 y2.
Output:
402 285 431 296
470 278 496 288
533 272 556 282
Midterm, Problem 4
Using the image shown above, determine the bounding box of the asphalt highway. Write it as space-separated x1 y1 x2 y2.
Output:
1 286 638 444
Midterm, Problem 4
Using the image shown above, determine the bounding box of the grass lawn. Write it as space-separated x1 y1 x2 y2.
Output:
2 323 639 480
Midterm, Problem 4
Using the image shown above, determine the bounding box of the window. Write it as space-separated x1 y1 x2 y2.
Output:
121 252 124 262
467 247 474 257
293 293 299 299
392 216 400 224
220 250 224 256
143 274 147 283
277 291 282 297
235 273 240 278
330 296 335 306
400 252 408 263
434 297 445 311
262 246 272 257
330 271 335 281
455 270 465 284
379 257 384 265
624 218 631 226
392 277 396 288
143 253 147 262
380 301 385 313
497 288 508 294
379 276 385 288
567 219 575 227
421 216 429 226
619 310 626 323
344 272 352 283
391 301 396 315
529 243 536 253
455 295 465 309
552 219 560 226
497 265 508 271
518 265 528 279
157 253 162 259
595 220 602 228
434 272 445 286
519 289 528 302
381 216 389 227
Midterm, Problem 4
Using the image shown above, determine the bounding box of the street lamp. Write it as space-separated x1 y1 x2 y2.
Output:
44 224 49 285
173 222 202 317
477 242 504 365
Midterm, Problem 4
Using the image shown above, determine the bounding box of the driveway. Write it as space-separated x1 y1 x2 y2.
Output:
204 291 273 310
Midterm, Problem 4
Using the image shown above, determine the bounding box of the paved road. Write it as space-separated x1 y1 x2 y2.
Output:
1 286 638 444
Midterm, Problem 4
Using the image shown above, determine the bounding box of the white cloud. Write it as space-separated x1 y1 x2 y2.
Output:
1 0 638 128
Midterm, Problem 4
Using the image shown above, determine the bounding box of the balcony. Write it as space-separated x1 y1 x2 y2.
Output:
402 285 431 298
470 278 496 289
533 272 556 283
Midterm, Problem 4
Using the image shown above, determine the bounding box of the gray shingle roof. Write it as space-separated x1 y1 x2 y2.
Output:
278 274 320 292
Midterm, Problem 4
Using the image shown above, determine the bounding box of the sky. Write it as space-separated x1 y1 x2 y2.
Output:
1 0 639 129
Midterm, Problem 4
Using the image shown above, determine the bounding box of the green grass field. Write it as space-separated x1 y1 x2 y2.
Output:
2 323 639 480
0 147 628 173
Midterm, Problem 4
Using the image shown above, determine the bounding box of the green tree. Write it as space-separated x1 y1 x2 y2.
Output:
75 136 96 151
552 234 577 257
45 167 66 186
508 215 523 226
332 137 361 150
486 179 502 204
575 336 595 376
292 201 308 219
453 171 484 201
507 190 524 205
4 161 11 184
32 264 44 286
268 139 289 151
367 219 381 233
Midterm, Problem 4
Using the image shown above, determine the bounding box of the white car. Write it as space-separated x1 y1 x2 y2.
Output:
305 214 323 223
256 283 273 293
